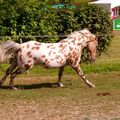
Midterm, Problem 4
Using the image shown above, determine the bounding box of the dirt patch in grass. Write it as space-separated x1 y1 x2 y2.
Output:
0 97 120 120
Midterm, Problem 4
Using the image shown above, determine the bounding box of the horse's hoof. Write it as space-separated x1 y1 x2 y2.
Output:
89 84 95 88
86 80 95 88
57 83 64 87
10 87 18 90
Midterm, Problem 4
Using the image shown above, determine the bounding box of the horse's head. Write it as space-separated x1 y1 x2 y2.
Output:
68 29 98 62
87 36 98 62
81 29 98 62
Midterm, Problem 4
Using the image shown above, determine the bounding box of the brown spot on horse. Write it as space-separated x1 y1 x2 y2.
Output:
35 46 40 50
29 55 32 58
55 55 60 59
59 44 63 48
27 51 31 56
33 57 37 60
31 47 35 50
27 60 32 63
41 55 46 58
45 59 48 62
69 46 73 51
24 64 30 70
49 51 52 56
77 43 81 46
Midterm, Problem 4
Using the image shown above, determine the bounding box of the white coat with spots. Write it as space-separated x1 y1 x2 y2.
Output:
0 29 98 89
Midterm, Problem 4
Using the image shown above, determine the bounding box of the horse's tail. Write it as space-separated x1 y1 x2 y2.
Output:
0 40 21 63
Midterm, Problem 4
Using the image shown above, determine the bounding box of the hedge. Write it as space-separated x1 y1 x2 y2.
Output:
0 0 113 61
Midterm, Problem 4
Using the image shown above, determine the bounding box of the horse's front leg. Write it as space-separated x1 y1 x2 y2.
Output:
57 66 65 87
0 61 17 87
73 65 95 88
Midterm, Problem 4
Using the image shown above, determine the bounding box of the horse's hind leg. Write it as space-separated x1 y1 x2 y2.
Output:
0 61 17 87
73 65 95 88
9 68 26 90
57 66 65 87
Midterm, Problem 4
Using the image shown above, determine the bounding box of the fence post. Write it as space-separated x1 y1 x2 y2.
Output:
20 37 23 44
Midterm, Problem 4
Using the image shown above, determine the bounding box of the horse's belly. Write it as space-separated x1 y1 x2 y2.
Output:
37 56 66 68
46 61 66 68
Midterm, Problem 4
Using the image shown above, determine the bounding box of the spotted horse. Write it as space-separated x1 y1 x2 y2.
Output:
0 29 98 89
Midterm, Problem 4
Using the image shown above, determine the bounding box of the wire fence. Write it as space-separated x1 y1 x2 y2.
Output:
0 32 112 45
0 35 67 39
0 33 111 39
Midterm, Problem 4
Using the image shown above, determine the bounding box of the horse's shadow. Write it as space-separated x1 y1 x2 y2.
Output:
1 83 59 90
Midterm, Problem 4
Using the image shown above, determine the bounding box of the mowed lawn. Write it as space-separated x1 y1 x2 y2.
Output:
0 35 120 120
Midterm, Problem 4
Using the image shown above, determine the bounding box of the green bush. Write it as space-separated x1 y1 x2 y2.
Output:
55 9 79 35
75 4 113 55
55 4 112 61
0 1 113 62
0 0 58 42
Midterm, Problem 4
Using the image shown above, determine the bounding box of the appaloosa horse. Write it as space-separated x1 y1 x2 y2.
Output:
0 29 98 89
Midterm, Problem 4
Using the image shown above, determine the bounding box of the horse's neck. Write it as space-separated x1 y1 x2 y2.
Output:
77 36 89 50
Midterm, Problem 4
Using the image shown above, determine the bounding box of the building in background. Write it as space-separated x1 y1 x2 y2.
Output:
89 0 120 19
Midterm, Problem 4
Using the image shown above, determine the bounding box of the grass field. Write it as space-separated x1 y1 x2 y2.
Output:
0 35 120 120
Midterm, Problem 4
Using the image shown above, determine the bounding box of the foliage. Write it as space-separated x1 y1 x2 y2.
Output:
41 0 89 4
56 4 113 60
0 0 58 42
75 4 113 55
0 0 113 61
55 9 79 35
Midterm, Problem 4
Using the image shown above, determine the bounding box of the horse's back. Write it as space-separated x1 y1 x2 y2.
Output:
17 41 67 68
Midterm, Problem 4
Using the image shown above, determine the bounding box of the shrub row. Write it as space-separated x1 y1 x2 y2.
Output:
0 0 113 61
